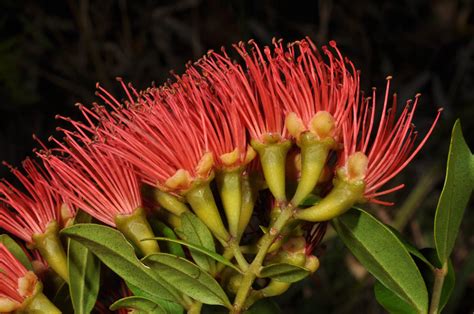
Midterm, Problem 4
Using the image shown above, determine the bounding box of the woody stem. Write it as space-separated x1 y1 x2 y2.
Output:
428 262 448 314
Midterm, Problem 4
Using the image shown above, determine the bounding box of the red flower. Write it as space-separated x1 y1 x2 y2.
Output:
0 244 38 312
199 40 288 143
40 129 141 226
185 66 254 170
274 39 359 142
0 159 61 244
340 77 442 205
97 78 215 192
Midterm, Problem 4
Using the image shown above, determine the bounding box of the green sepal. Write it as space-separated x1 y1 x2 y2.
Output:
115 207 160 256
32 220 69 282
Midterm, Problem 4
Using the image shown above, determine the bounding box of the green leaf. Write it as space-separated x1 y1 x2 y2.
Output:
386 226 434 270
333 207 428 313
144 253 232 308
0 234 32 270
67 211 100 314
110 296 165 313
417 248 455 312
259 263 310 283
61 223 181 304
374 281 417 314
245 299 282 314
151 237 241 273
127 281 184 314
150 220 185 257
434 120 473 264
178 212 216 273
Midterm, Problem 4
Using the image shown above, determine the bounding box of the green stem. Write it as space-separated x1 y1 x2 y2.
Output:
229 239 249 271
216 248 234 274
187 301 202 314
428 262 448 314
32 221 69 283
231 206 294 313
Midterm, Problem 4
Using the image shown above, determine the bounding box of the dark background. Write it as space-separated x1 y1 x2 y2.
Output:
0 0 472 313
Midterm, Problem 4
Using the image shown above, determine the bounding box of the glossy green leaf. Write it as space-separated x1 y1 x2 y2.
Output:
259 263 310 283
144 253 232 308
67 211 100 314
127 281 184 314
374 281 417 314
418 248 455 312
110 296 165 313
245 299 282 314
333 207 428 313
434 120 473 264
0 234 32 270
150 237 241 273
178 212 216 273
150 220 185 257
61 224 181 303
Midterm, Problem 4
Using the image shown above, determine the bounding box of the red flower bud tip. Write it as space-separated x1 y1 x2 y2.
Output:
0 159 62 244
0 244 38 312
340 77 442 205
40 130 141 227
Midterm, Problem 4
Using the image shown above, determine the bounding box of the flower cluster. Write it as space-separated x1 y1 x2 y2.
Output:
0 37 441 312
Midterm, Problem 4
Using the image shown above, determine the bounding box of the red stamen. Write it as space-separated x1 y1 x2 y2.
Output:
0 159 61 243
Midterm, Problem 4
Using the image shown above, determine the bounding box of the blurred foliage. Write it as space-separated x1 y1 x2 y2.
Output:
0 0 472 313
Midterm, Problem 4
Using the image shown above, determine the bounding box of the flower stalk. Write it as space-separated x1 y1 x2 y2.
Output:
231 204 294 313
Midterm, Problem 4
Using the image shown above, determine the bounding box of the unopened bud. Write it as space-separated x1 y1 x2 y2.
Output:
195 152 214 177
244 146 257 164
165 169 192 191
309 111 336 140
286 112 305 140
305 255 320 273
220 148 240 167
346 152 368 182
